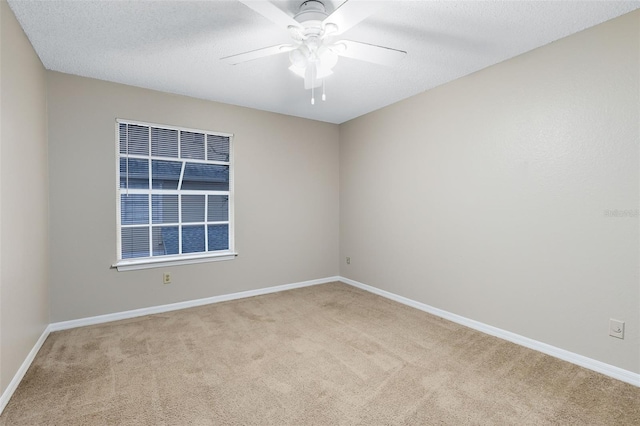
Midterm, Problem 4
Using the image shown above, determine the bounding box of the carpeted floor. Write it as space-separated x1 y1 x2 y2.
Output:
1 282 639 425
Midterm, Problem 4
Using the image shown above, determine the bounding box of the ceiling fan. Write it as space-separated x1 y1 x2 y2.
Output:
221 0 407 104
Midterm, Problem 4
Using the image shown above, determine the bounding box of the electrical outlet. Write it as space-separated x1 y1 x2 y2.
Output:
346 257 351 265
163 272 172 285
609 319 624 339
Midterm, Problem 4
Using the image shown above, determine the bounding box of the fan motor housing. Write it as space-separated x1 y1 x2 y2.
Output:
295 0 328 28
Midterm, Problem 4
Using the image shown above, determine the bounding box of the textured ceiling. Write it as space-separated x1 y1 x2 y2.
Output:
8 0 640 124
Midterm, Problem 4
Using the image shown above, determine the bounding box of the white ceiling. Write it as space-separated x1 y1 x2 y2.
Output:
8 0 640 124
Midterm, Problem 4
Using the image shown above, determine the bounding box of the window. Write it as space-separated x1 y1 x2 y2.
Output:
114 120 235 271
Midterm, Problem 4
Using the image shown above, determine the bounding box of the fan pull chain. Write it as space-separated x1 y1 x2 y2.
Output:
322 79 326 101
311 66 316 105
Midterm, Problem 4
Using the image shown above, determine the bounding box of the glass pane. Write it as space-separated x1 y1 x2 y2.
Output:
120 158 149 189
182 225 205 254
119 124 149 155
152 159 182 190
182 163 229 191
152 226 178 256
208 225 229 251
182 194 205 223
152 195 178 224
207 195 228 222
152 127 178 158
180 131 205 160
207 135 230 162
121 227 149 259
121 194 149 225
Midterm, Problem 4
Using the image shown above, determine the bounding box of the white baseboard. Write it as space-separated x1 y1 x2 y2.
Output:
0 276 339 416
49 276 340 332
0 325 51 415
340 276 640 388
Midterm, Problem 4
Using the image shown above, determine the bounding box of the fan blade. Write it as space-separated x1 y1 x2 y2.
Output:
239 1 301 30
221 44 296 65
336 40 406 66
323 0 381 35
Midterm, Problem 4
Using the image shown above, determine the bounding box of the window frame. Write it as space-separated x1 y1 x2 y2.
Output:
112 119 236 271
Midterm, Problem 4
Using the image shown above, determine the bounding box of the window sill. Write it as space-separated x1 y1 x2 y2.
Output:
112 252 238 271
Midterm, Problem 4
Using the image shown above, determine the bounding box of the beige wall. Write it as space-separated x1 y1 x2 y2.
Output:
340 12 640 373
47 72 340 322
0 0 50 393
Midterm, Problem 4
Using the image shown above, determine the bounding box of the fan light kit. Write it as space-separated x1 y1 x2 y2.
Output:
222 0 407 105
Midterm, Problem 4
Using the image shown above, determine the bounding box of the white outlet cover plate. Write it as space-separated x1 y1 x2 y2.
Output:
609 319 625 339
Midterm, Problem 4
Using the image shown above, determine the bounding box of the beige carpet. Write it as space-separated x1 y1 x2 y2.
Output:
1 282 638 425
